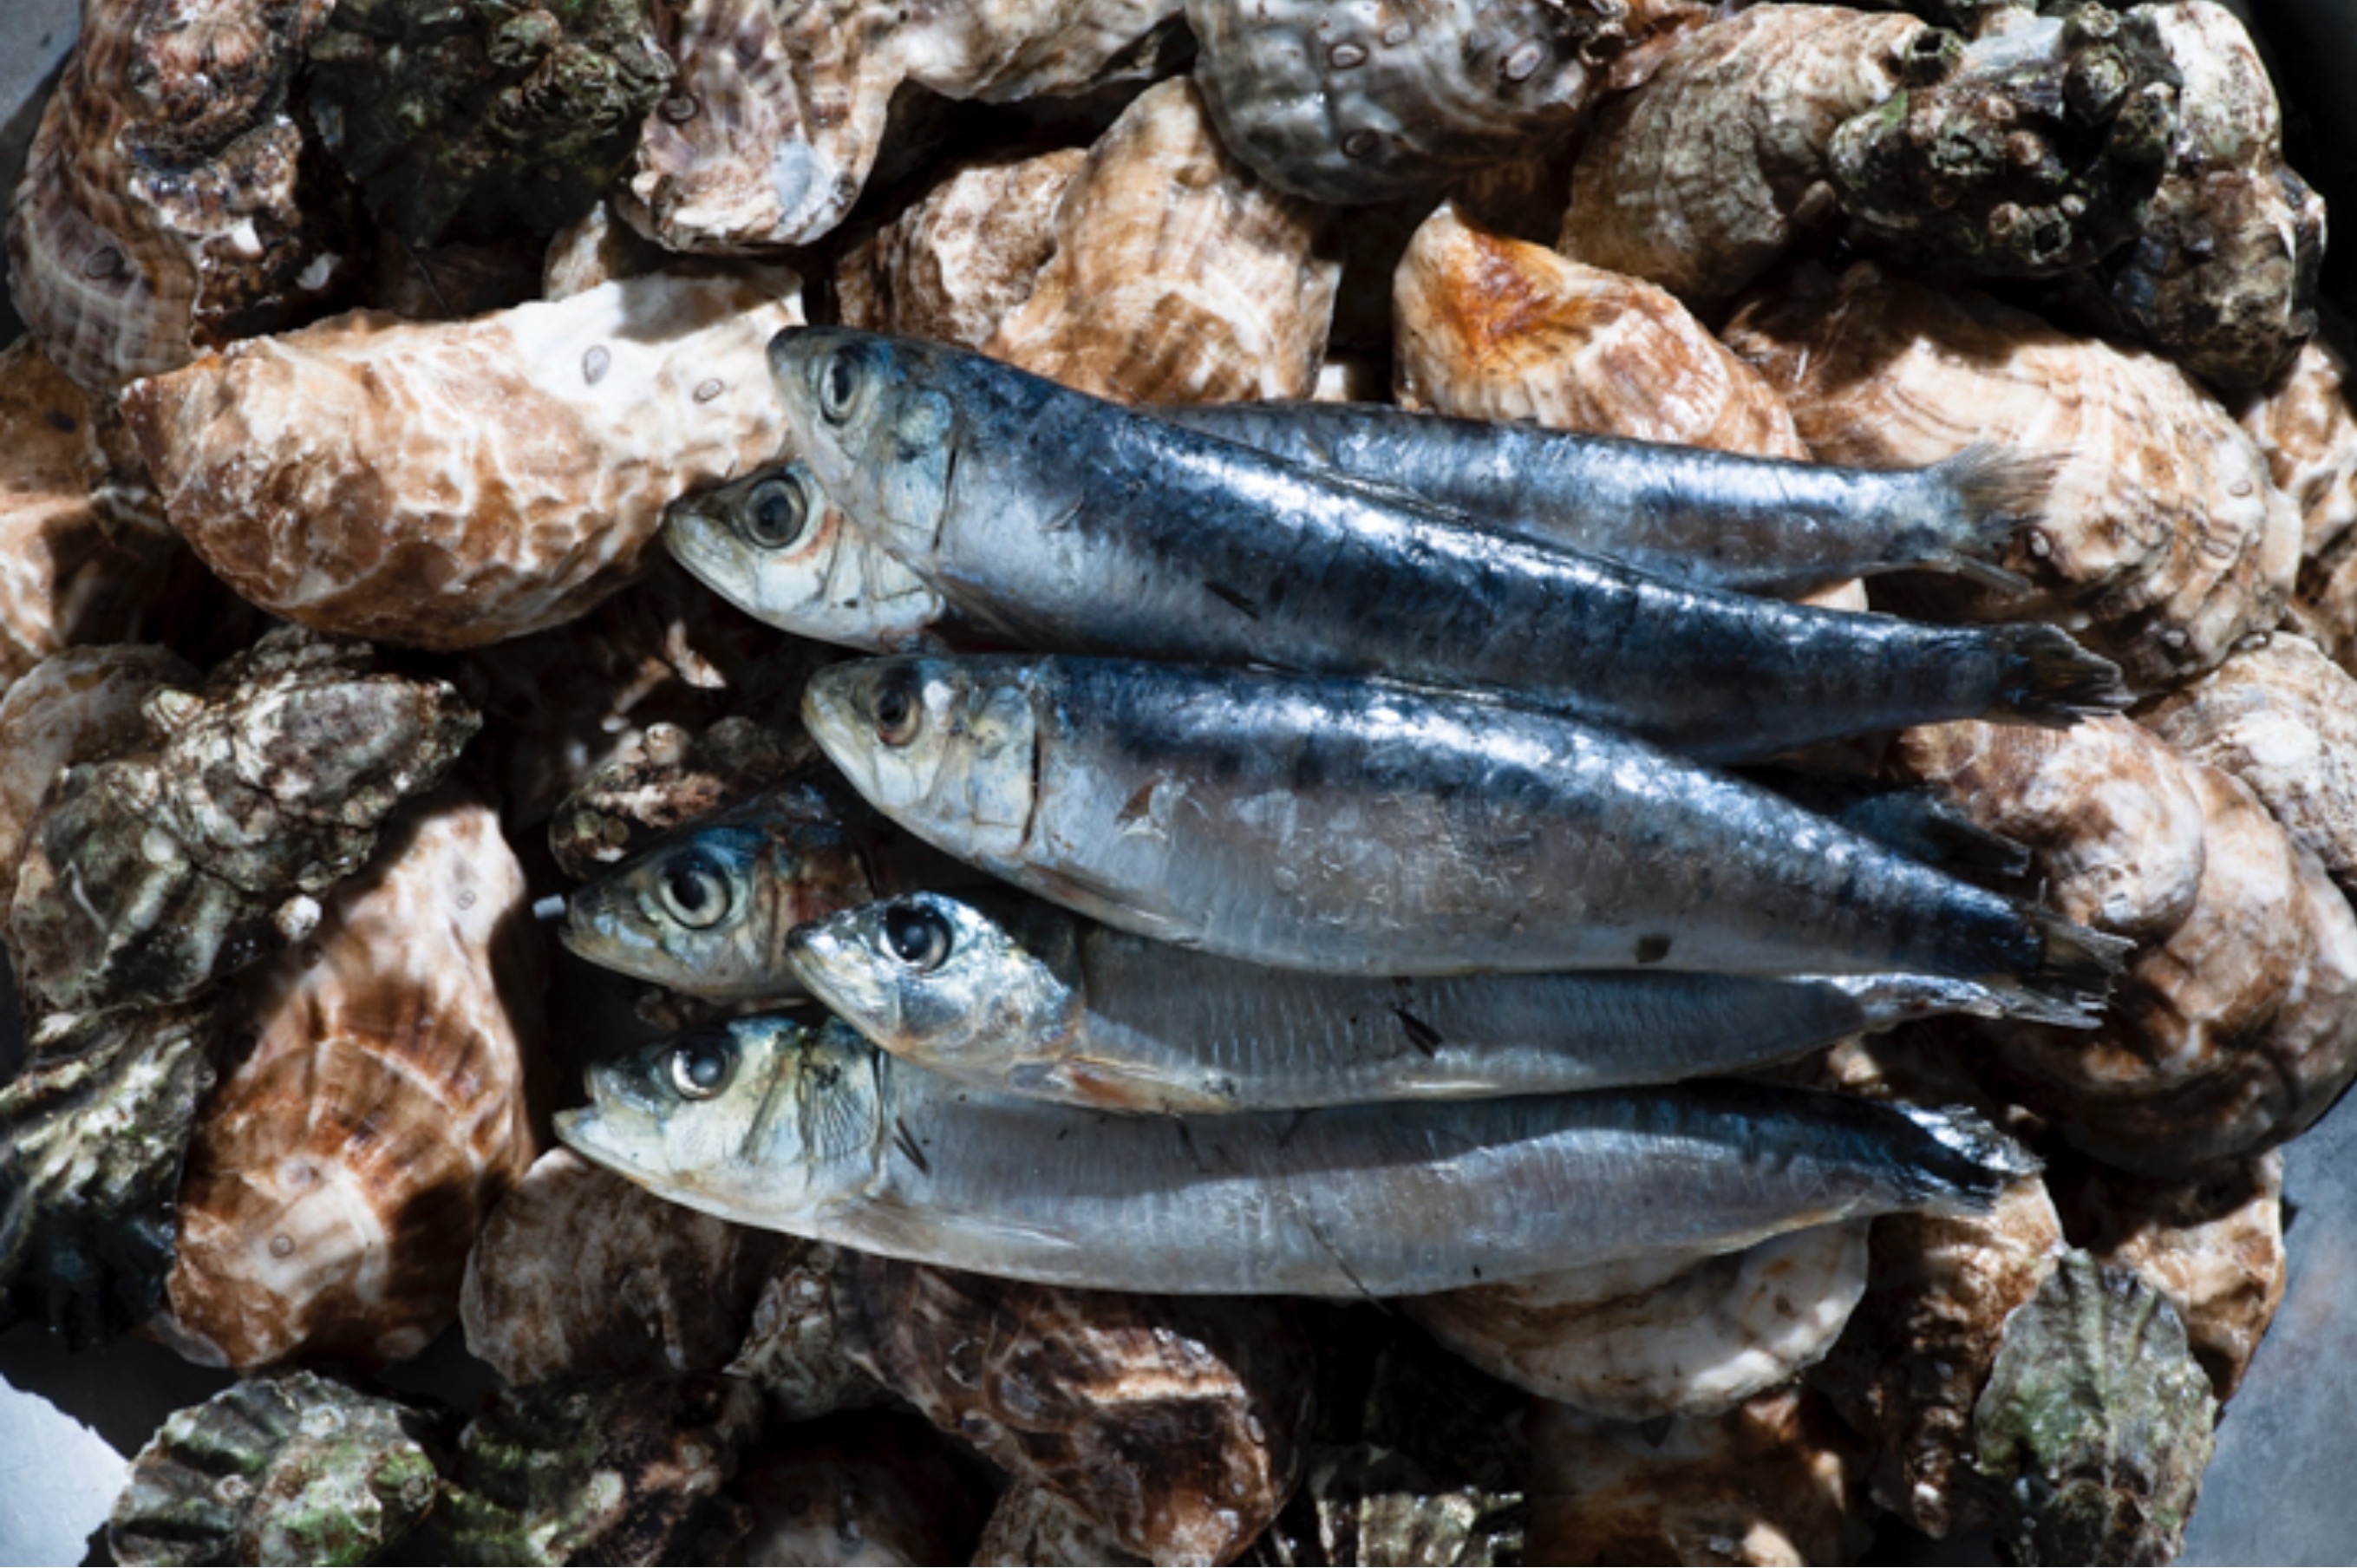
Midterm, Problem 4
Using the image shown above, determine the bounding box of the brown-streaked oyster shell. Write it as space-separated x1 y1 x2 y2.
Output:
618 0 1181 253
5 0 353 397
155 788 540 1372
461 1148 786 1387
107 1369 440 1567
1725 263 2299 688
542 199 669 303
1184 0 1619 206
735 1411 990 1567
8 630 480 1016
1526 1385 1874 1566
976 1480 1149 1567
118 268 804 650
981 77 1340 405
440 1373 762 1566
1901 717 2357 1177
1557 6 1953 304
1404 1223 1870 1421
2236 333 2357 663
833 1251 1315 1565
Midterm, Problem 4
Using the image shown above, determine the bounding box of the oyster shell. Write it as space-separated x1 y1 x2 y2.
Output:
1557 6 1952 303
0 997 223 1349
1901 717 2357 1176
545 716 813 882
976 1481 1148 1567
1972 1252 2217 1565
618 0 1181 252
735 1411 989 1566
981 77 1340 404
4 0 353 396
542 199 668 303
833 1251 1315 1565
723 1241 890 1423
1725 263 2299 688
1185 0 1618 206
1807 1174 2064 1538
118 267 804 650
107 1369 440 1566
156 788 539 1372
1403 1224 1870 1421
2235 334 2357 662
1526 1386 1873 1567
462 1148 787 1387
440 1373 762 1565
306 0 676 247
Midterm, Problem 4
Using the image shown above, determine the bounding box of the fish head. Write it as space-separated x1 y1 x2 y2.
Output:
767 327 956 560
663 461 945 650
787 891 1080 1075
559 817 786 997
801 656 1038 866
556 1014 886 1226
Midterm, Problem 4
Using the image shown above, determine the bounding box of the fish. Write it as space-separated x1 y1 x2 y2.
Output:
799 654 2130 1010
1152 401 2045 598
767 326 2125 764
662 461 957 651
786 889 2092 1114
558 772 979 1000
553 1012 2040 1297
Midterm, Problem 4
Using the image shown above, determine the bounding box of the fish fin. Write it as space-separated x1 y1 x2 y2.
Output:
1926 443 2062 585
849 1186 1088 1257
1988 623 2132 726
1023 864 1205 947
2016 908 2136 1019
1836 972 2099 1030
1963 975 2106 1030
1892 1101 2042 1215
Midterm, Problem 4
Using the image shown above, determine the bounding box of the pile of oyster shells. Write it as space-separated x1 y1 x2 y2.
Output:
0 0 2347 1561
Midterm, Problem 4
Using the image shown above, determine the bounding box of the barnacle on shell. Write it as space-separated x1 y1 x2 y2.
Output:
439 1373 762 1566
107 1370 440 1567
155 789 539 1372
723 1241 890 1423
545 717 814 882
119 268 804 650
977 1481 1149 1567
4 0 354 396
1726 263 2298 688
306 0 676 247
981 77 1340 405
735 1411 990 1567
1972 1252 2217 1565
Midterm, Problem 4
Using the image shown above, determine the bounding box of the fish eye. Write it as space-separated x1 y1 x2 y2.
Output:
656 852 732 930
881 903 952 970
872 671 922 747
668 1036 734 1100
737 472 809 550
819 350 863 423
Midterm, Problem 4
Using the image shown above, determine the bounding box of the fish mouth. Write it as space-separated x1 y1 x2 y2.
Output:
798 666 871 786
661 509 741 595
783 920 883 1025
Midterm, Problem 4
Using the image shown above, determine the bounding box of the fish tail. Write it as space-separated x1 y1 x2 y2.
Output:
1918 442 2060 593
1988 623 2132 726
1837 972 2100 1031
1891 1101 2043 1214
2018 908 2135 1018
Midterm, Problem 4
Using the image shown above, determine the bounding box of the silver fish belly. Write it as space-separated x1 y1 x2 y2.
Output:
1153 401 2041 597
787 890 2086 1113
769 328 2122 764
800 655 2126 1014
554 1015 2039 1297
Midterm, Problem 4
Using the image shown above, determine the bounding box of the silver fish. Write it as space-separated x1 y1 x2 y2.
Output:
663 461 953 651
768 327 2123 764
799 655 2128 1013
554 1013 2039 1297
787 889 2087 1114
1153 402 2043 598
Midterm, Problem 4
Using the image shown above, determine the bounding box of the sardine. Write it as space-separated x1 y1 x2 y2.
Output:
554 1013 2040 1297
558 772 977 1000
769 327 2124 763
787 889 2089 1114
1153 401 2043 597
799 654 2129 1010
662 461 956 651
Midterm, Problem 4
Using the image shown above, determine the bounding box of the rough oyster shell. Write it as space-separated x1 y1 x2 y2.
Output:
2236 334 2357 662
1557 6 1950 303
619 0 1180 252
542 199 669 303
107 1369 440 1566
156 789 539 1372
833 1251 1315 1565
1526 1386 1873 1566
1404 1224 1870 1422
440 1373 762 1566
4 0 353 396
723 1241 890 1423
0 997 223 1349
981 77 1340 404
461 1148 787 1387
976 1481 1148 1567
1185 0 1618 206
1902 717 2357 1176
306 0 676 247
119 268 804 650
1972 1252 2217 1565
1725 263 2298 688
735 1411 989 1567
545 716 814 882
